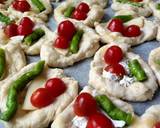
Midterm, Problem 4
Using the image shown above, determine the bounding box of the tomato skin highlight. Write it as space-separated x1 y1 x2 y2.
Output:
72 10 87 21
4 23 18 37
73 93 98 117
54 36 70 49
154 122 160 128
87 112 115 128
76 2 90 13
45 78 67 97
12 0 30 12
107 19 124 33
123 25 141 37
105 63 126 77
104 45 123 65
19 17 34 29
58 20 76 40
31 88 54 108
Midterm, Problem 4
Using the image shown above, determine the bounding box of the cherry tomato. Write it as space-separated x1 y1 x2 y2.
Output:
123 25 141 37
54 36 70 49
45 78 66 97
4 23 18 37
31 88 54 108
87 112 115 128
104 45 123 64
19 17 34 29
58 20 76 40
76 2 90 13
131 0 143 2
72 10 87 21
17 24 33 36
73 93 98 117
107 19 124 33
154 122 160 128
12 0 30 12
105 63 126 77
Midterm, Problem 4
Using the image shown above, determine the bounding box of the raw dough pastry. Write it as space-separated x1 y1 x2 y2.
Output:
54 1 104 27
0 0 13 9
148 47 160 85
0 40 26 83
0 65 78 128
40 21 100 67
111 0 152 17
95 16 157 46
128 105 160 128
51 86 134 128
149 1 160 20
89 44 158 101
7 0 52 21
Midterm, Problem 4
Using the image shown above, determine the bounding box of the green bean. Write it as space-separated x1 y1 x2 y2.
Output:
116 0 144 7
69 30 83 54
156 3 160 10
128 59 147 81
0 48 5 80
0 12 12 25
0 61 45 121
95 95 133 125
31 0 46 12
23 28 45 46
113 15 133 22
64 6 75 18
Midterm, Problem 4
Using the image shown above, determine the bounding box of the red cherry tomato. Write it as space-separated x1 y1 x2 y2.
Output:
54 36 70 49
104 45 123 64
31 88 54 108
4 23 18 37
12 0 30 12
19 17 34 29
72 10 87 21
45 78 66 97
17 24 33 36
107 19 124 33
105 63 126 77
87 112 115 128
154 122 160 128
76 2 90 13
131 0 143 2
123 25 141 37
73 93 98 117
58 20 76 40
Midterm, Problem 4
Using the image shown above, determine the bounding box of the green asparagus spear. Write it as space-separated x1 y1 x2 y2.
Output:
113 15 133 22
116 0 144 7
0 48 5 80
0 12 12 25
0 61 45 121
31 0 46 12
156 3 160 10
95 95 133 125
23 28 45 46
69 30 83 54
64 5 75 18
128 59 147 81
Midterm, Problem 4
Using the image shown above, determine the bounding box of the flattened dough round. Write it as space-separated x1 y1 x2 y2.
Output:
40 21 100 67
0 65 78 128
54 1 104 27
111 0 152 17
89 44 158 101
51 86 134 128
95 16 157 46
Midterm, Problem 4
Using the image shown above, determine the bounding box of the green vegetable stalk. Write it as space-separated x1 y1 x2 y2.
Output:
31 0 46 12
23 28 45 46
69 30 83 54
0 12 12 25
113 15 133 22
0 61 45 121
156 3 160 10
64 6 75 18
0 48 5 80
116 0 144 7
95 95 133 125
128 59 147 81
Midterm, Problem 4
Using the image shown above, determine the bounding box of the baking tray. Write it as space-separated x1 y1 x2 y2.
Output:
1 0 160 127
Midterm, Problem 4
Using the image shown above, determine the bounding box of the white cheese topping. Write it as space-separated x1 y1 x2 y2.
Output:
10 36 24 42
120 75 135 87
72 116 88 128
102 70 119 81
